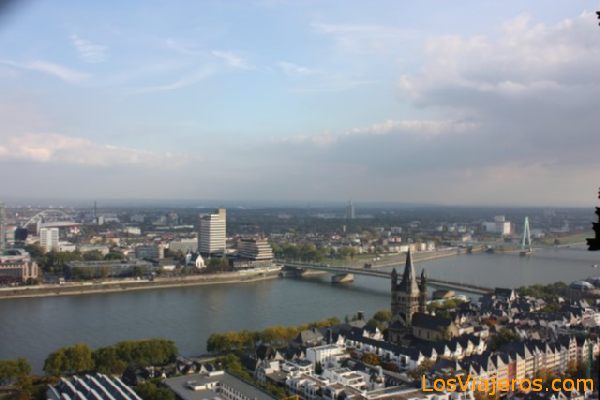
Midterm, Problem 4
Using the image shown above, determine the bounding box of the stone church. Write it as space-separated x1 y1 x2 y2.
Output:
388 251 457 343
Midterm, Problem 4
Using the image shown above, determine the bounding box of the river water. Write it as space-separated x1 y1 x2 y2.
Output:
1 246 598 372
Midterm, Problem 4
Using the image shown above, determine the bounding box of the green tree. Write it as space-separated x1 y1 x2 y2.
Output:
83 250 104 261
24 244 44 260
104 252 124 260
43 344 94 376
315 362 323 375
135 381 175 400
0 358 31 385
93 347 127 375
489 328 519 351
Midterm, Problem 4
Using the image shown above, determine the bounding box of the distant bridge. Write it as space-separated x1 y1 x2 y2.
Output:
283 262 493 295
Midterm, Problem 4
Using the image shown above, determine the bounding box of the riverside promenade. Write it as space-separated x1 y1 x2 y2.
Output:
0 266 282 300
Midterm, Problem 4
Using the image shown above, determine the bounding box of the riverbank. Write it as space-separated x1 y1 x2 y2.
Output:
0 267 282 300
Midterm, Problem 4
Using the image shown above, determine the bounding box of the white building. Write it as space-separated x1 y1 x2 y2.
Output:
482 215 512 236
198 208 226 256
306 344 345 368
40 227 59 252
169 238 198 254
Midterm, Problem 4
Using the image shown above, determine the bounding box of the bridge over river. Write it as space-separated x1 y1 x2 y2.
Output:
282 261 493 295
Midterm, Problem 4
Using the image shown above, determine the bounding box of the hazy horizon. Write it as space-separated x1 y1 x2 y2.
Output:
1 1 599 206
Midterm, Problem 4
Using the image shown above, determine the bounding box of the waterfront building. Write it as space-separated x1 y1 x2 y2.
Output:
198 208 226 257
482 215 512 236
47 373 142 400
163 370 276 400
0 249 39 283
237 238 273 261
40 227 59 252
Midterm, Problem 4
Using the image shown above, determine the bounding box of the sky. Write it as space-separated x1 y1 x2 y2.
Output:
0 0 599 207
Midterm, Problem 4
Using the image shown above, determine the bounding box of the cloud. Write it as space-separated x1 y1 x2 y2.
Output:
277 119 476 149
247 12 600 205
1 60 88 83
211 50 253 69
312 21 417 54
164 38 199 56
70 34 108 63
0 133 192 168
278 61 317 76
132 66 214 93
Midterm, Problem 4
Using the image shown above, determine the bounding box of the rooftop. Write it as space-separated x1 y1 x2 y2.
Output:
163 372 276 400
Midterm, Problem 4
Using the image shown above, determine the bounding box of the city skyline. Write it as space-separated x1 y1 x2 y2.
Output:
1 1 599 206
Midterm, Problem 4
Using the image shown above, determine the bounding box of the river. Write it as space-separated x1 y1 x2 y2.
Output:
0 246 597 372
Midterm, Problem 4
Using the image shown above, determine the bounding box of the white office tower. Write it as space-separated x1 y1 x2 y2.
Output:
40 227 59 252
198 208 226 256
0 202 5 252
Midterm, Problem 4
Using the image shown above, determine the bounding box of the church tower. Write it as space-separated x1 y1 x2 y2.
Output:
418 269 427 313
391 250 421 326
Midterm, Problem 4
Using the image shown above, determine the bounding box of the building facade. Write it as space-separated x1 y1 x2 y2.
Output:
40 227 60 252
135 244 164 260
198 208 226 256
237 238 273 261
0 249 39 283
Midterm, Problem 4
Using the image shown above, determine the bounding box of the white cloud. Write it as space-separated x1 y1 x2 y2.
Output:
0 133 192 168
132 67 214 93
278 61 317 76
1 60 89 83
70 34 108 63
277 118 475 148
164 38 199 56
312 21 417 54
399 11 600 104
211 50 253 69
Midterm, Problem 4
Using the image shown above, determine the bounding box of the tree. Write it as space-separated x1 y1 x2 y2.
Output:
489 328 519 351
93 347 127 375
0 358 31 385
372 310 392 323
409 358 435 379
83 250 104 261
43 344 94 376
24 244 44 260
135 381 175 400
361 353 380 366
104 252 124 260
315 362 323 375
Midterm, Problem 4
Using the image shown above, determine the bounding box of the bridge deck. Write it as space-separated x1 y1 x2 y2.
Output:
283 262 493 295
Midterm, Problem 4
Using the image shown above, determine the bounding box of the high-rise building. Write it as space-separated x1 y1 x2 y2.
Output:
0 202 6 252
40 227 59 252
345 201 355 220
198 208 226 256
